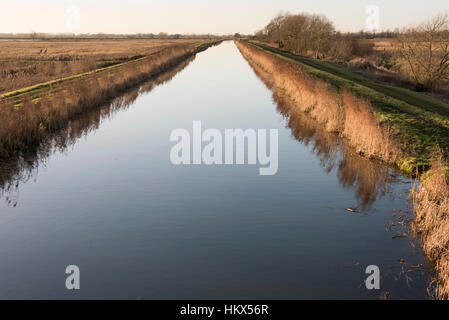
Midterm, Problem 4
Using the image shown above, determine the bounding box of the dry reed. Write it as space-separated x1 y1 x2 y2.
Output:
0 59 97 94
0 39 198 94
236 40 449 299
0 44 196 159
235 40 401 164
247 46 396 209
411 154 449 299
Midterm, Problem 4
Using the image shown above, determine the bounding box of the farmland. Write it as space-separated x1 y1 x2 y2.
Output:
0 39 198 94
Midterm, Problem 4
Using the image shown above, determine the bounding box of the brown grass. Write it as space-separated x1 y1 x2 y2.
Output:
369 39 396 54
0 55 196 206
0 39 196 60
235 40 401 163
0 59 97 94
279 93 395 208
0 39 197 94
238 39 449 299
0 44 197 159
246 44 397 209
411 154 449 299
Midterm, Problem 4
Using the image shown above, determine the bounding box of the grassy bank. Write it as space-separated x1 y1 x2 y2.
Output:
0 39 199 95
236 39 449 300
0 40 221 160
236 40 400 165
247 41 449 173
0 55 197 202
0 41 218 102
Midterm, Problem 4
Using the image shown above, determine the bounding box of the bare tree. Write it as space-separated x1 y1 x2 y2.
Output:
158 32 168 40
263 12 335 58
308 14 335 59
280 14 308 53
264 12 288 47
328 33 354 60
396 14 449 89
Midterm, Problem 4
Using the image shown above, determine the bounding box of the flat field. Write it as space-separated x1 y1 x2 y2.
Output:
0 39 197 94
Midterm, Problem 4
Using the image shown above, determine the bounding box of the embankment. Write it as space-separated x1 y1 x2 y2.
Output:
0 41 221 159
0 55 196 204
235 39 449 299
235 40 400 165
244 41 449 173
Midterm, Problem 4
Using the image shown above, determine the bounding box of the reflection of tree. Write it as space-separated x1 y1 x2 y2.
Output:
0 56 195 206
247 56 400 209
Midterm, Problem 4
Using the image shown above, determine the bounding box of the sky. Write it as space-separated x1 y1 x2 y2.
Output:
1 0 448 35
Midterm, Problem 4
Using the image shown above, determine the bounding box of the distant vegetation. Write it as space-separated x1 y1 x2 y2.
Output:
0 32 225 41
0 39 197 94
255 13 338 59
254 12 449 95
236 40 399 167
396 14 449 90
254 12 378 60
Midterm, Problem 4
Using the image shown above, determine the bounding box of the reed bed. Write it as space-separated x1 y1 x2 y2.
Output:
0 39 197 94
411 155 449 299
0 39 196 60
0 59 98 94
0 44 197 159
235 40 401 164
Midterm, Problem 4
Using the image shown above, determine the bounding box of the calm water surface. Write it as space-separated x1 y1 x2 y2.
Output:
0 41 429 299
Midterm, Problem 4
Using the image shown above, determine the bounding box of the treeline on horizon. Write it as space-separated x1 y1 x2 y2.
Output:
0 32 227 40
253 12 449 90
252 12 400 59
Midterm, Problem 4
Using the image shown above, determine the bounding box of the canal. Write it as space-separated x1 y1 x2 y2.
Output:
0 41 429 299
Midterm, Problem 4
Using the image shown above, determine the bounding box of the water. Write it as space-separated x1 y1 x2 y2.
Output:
0 41 429 299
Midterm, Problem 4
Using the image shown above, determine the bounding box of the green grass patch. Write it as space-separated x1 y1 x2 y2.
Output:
194 40 222 52
0 56 147 102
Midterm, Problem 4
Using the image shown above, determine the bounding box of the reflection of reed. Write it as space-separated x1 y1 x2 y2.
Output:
0 56 195 206
242 41 436 298
236 41 400 166
246 49 399 209
0 45 197 161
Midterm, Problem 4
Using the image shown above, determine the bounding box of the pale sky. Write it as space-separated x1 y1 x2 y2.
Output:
1 0 448 35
